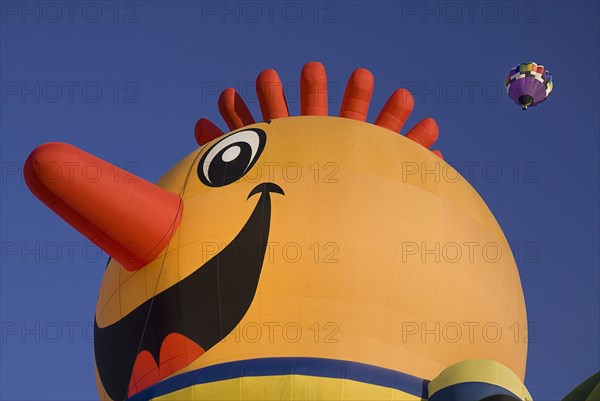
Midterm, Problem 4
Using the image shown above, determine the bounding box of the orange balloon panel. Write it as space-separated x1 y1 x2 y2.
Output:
24 142 183 271
91 116 527 400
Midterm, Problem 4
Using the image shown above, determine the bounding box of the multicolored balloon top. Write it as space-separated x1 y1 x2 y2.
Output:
505 62 553 110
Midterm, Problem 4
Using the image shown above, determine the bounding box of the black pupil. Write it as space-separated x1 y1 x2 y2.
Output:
207 142 252 186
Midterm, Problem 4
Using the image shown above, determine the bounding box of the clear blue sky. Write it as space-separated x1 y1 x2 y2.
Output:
1 1 598 400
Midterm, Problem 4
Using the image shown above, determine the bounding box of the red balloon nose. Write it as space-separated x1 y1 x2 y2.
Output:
24 142 183 271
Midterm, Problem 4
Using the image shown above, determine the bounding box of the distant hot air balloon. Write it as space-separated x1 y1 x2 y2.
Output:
505 62 553 110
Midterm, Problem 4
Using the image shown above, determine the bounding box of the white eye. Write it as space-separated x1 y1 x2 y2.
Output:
221 146 241 162
198 129 266 187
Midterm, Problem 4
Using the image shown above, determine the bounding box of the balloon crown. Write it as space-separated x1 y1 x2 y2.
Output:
505 62 553 91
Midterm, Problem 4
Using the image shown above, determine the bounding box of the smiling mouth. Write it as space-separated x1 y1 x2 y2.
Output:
94 182 284 400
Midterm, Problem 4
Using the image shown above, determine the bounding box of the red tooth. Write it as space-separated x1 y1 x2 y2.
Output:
128 351 160 397
159 333 205 380
126 334 205 397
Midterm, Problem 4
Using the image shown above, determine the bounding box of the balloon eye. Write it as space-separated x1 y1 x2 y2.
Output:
198 128 266 187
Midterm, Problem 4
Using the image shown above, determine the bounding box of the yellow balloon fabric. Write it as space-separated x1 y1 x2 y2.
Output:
95 116 528 400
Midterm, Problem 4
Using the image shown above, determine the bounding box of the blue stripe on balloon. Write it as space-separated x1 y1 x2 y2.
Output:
429 381 520 401
127 357 429 401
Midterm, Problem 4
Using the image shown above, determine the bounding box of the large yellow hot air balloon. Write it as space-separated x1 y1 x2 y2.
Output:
25 62 532 401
